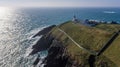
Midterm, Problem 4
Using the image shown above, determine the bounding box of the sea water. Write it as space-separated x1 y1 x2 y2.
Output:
0 7 120 67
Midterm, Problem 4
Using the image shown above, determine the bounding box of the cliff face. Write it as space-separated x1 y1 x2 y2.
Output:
30 34 54 55
42 38 80 67
43 40 69 67
29 25 56 55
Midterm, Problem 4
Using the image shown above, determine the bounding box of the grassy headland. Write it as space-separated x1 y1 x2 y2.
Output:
48 21 120 67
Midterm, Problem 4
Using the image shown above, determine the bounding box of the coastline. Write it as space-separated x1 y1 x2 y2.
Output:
30 20 120 67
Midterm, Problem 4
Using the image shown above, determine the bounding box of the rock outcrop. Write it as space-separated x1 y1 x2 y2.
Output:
29 25 56 55
33 25 56 37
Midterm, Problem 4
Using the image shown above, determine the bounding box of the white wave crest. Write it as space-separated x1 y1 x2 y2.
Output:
25 36 42 57
28 25 50 39
103 11 116 14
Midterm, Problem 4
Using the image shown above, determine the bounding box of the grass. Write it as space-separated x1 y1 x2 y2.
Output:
49 21 120 66
103 35 120 67
59 22 113 52
95 24 120 33
95 24 120 66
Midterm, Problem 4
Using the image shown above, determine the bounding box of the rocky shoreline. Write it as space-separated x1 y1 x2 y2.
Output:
29 25 80 67
29 25 56 55
29 25 57 66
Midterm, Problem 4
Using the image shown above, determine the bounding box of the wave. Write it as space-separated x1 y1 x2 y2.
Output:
24 26 50 67
25 36 42 57
28 25 50 39
103 11 116 14
25 25 51 57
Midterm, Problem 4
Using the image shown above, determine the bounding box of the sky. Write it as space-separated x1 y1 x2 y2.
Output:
0 0 119 7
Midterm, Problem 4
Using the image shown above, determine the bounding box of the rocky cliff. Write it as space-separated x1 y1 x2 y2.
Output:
30 25 81 67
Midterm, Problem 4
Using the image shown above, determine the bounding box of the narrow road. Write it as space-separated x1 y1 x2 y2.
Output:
58 28 97 55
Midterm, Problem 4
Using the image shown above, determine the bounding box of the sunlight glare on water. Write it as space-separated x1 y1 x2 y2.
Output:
0 7 9 17
0 7 15 40
0 7 37 67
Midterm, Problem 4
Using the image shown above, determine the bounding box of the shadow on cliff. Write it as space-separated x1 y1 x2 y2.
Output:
88 55 96 67
43 40 69 67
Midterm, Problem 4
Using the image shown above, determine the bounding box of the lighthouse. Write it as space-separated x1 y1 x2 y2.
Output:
72 15 78 22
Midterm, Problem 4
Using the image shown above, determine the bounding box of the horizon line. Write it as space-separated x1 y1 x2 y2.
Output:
1 6 120 8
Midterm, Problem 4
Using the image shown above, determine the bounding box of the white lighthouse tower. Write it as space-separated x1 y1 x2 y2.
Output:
72 15 78 22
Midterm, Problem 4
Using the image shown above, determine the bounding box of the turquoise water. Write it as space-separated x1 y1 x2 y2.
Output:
0 7 120 67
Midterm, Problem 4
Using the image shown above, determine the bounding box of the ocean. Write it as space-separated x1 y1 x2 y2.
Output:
0 7 120 67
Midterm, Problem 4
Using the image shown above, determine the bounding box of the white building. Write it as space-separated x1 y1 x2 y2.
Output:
72 15 78 22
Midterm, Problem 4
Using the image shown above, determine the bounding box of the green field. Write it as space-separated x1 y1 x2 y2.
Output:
59 22 114 52
103 35 120 67
95 24 120 33
50 21 120 66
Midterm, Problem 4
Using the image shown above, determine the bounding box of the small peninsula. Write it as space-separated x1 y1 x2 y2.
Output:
30 19 120 67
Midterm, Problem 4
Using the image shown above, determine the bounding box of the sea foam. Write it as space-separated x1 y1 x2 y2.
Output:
103 11 116 14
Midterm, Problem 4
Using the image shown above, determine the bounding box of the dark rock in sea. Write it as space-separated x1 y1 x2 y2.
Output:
33 25 56 38
110 21 118 24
